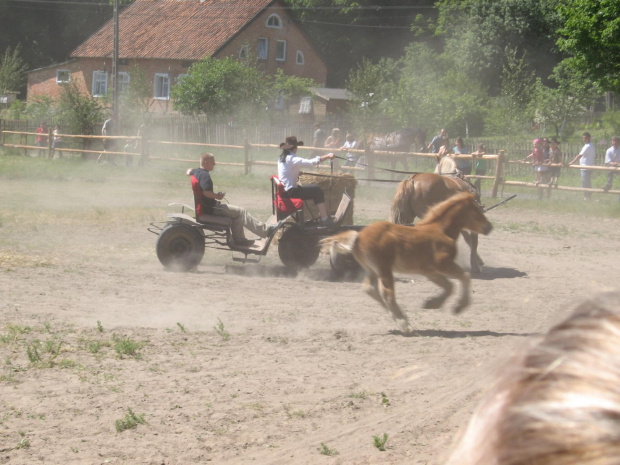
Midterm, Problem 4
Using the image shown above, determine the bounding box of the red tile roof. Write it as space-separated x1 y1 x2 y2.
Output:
71 0 275 60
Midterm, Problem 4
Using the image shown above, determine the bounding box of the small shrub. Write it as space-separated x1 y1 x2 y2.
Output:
112 335 143 358
373 433 389 451
114 408 146 433
96 321 104 333
317 443 339 456
214 318 230 341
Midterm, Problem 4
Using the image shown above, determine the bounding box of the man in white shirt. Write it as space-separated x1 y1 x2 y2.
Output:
569 132 596 200
603 136 620 192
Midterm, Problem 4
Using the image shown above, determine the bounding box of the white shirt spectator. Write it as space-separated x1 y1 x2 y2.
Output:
605 145 620 164
579 142 596 166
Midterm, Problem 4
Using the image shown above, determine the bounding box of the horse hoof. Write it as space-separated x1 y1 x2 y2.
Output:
423 299 442 309
452 305 469 315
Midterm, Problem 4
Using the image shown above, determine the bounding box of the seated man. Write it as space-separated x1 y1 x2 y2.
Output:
186 152 279 247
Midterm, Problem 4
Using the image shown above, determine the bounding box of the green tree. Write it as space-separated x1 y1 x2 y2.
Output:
171 57 269 119
0 45 28 96
530 62 599 137
26 95 56 121
345 58 397 139
57 80 105 156
556 0 620 93
437 0 561 95
118 64 152 132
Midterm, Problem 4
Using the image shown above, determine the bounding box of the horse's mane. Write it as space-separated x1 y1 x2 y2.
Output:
417 192 475 226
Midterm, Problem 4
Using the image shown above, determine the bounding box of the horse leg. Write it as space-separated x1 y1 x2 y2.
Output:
461 231 483 274
377 271 414 333
363 274 387 309
422 274 453 309
441 262 471 314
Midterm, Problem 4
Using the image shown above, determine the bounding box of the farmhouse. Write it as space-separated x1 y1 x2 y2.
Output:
26 0 328 114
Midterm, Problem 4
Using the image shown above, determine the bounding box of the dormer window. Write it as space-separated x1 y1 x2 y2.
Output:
239 44 249 59
296 51 304 65
266 14 282 28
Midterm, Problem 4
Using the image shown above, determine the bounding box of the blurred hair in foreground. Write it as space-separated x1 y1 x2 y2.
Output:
448 292 620 465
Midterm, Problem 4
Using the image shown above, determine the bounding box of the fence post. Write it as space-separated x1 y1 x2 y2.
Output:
491 150 505 198
140 133 148 166
0 119 3 150
244 137 249 175
366 147 374 186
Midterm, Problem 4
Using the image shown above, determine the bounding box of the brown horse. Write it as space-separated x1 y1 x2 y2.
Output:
390 172 485 274
321 192 493 334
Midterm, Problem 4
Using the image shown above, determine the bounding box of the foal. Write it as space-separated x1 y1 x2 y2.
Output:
322 193 492 333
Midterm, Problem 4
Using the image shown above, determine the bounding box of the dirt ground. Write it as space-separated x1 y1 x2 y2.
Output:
1 162 620 465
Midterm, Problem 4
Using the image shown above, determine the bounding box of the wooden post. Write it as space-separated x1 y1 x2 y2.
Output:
244 137 249 175
366 148 374 186
140 133 148 166
491 150 505 198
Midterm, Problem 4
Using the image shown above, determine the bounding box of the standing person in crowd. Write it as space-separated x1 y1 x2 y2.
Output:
187 152 281 247
453 136 472 175
36 122 47 157
548 138 562 188
277 136 335 225
311 123 326 155
427 128 447 153
602 136 620 193
542 137 550 162
568 132 596 201
52 124 62 159
471 143 487 192
340 133 361 167
522 138 548 186
324 128 341 150
101 115 115 164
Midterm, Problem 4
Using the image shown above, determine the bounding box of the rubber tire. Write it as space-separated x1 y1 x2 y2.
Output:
329 251 362 279
156 224 205 272
278 225 320 269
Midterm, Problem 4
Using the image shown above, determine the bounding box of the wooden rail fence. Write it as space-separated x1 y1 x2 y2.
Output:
2 128 620 199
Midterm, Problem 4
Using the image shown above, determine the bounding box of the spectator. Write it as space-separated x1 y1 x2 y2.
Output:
36 122 48 157
52 124 62 159
568 132 596 201
340 133 361 167
548 137 562 188
427 128 447 153
311 123 326 155
542 136 550 162
602 136 620 193
453 137 472 175
522 138 548 186
471 143 487 192
447 291 620 465
324 128 341 150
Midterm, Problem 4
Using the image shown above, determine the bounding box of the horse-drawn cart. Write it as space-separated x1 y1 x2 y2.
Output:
148 176 363 275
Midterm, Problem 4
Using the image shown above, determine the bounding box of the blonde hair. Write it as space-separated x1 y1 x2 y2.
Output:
448 292 620 465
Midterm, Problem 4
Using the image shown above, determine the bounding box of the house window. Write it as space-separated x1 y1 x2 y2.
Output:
276 40 286 61
239 44 249 59
117 72 130 93
56 69 71 84
154 73 170 100
266 14 282 28
92 71 108 97
296 51 304 65
299 96 312 114
257 38 268 60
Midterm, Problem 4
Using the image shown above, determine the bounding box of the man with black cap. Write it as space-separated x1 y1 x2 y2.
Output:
277 136 335 225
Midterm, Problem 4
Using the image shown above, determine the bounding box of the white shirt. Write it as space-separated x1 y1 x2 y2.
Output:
605 145 620 164
579 142 595 166
342 140 358 162
277 153 321 191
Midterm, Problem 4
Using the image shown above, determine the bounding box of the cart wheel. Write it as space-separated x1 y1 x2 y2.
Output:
278 225 320 269
329 250 362 280
156 224 205 272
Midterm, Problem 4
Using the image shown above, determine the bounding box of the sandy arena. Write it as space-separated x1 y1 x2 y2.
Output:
1 163 619 464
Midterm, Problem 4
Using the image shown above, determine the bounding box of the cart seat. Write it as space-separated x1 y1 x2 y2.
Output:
271 175 304 220
190 174 232 227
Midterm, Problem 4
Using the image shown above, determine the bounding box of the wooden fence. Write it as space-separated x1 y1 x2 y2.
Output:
2 127 620 199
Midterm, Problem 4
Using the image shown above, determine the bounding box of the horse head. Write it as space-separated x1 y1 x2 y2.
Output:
459 194 493 236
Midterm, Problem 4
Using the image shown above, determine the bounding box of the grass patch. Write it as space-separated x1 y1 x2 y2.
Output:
317 443 339 456
214 318 230 341
114 408 147 433
372 433 389 451
112 335 144 358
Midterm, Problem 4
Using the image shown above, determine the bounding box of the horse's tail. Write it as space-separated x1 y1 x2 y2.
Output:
390 176 417 224
320 230 359 256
